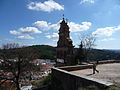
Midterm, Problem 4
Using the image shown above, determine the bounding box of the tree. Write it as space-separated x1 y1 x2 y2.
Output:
0 43 38 90
76 34 96 63
76 41 85 64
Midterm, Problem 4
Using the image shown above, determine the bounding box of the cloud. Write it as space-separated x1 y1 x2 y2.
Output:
34 21 49 29
53 39 58 42
17 35 34 40
45 33 58 39
68 22 92 32
80 0 95 4
10 27 42 35
34 20 60 31
34 20 92 32
92 26 120 37
100 38 115 42
27 0 64 12
10 30 20 35
19 27 42 34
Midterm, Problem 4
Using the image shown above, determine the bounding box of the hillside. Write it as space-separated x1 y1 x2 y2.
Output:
30 45 56 59
89 49 120 61
29 45 120 60
0 45 120 61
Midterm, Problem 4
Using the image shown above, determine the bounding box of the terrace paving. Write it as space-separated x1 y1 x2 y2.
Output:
71 63 120 84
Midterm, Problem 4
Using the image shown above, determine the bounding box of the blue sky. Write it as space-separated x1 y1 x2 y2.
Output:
0 0 120 49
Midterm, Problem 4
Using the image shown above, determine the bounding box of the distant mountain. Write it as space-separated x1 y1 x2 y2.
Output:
106 49 120 53
29 45 120 61
89 49 120 61
1 45 120 61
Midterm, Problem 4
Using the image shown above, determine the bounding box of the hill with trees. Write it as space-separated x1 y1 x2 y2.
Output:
1 44 120 61
29 45 56 59
29 45 120 61
88 49 120 61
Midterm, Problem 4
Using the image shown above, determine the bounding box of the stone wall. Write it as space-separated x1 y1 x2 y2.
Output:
58 60 120 71
52 64 113 90
59 64 93 71
92 60 120 64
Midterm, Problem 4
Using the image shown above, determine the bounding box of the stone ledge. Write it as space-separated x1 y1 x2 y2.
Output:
52 67 113 87
59 64 93 71
52 61 120 90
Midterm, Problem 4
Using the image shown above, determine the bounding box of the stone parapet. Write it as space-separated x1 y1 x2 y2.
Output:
51 61 116 90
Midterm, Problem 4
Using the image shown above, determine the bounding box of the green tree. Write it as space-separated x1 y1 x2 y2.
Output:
76 41 85 64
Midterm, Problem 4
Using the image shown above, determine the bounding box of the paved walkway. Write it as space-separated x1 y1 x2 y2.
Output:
71 63 120 84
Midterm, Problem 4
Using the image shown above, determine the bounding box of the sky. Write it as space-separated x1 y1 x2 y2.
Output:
0 0 120 49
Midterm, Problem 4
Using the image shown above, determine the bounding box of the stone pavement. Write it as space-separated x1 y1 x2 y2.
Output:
71 63 120 84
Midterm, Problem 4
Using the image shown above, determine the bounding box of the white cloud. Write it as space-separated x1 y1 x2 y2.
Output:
34 20 91 32
80 0 95 4
17 35 34 40
53 39 58 42
10 27 42 40
10 30 20 35
45 33 58 39
10 20 91 41
100 38 115 42
19 27 42 34
27 0 64 12
34 20 60 31
10 27 42 35
92 26 120 37
68 22 92 32
34 21 49 29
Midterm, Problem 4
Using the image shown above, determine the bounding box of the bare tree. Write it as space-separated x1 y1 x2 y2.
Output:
76 34 96 64
2 43 19 49
0 43 38 90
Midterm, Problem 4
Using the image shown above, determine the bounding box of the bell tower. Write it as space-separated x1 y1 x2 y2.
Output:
57 17 74 66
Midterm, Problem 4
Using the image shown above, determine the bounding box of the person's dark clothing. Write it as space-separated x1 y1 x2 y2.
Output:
93 63 99 74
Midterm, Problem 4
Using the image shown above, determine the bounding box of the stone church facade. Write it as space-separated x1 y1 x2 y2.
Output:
56 18 75 66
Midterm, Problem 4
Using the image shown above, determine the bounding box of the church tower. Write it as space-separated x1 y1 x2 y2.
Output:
57 17 74 66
